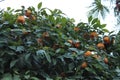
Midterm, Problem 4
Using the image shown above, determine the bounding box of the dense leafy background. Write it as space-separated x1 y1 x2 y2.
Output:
0 2 120 80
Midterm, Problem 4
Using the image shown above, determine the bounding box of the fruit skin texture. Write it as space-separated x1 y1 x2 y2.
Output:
103 36 110 44
81 62 87 68
17 16 25 24
74 27 80 31
74 42 80 48
104 57 108 64
90 31 98 39
25 10 32 17
97 43 105 49
84 51 92 57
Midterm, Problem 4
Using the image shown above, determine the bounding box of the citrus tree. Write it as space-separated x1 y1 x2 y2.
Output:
0 2 120 80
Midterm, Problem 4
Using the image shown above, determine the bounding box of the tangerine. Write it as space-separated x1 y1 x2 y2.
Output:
103 36 110 44
90 31 98 39
81 62 87 68
104 57 108 64
17 16 25 24
84 51 92 57
97 43 105 49
25 10 32 17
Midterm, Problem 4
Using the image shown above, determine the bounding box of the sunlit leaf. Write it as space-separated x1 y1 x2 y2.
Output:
88 16 93 23
38 2 42 9
102 28 109 32
91 18 98 25
100 24 106 28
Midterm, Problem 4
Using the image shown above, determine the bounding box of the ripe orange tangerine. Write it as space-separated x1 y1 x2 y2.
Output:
17 16 25 24
74 42 80 48
104 57 108 64
103 36 110 44
97 42 105 49
25 10 32 17
90 31 98 39
81 62 87 68
84 51 92 57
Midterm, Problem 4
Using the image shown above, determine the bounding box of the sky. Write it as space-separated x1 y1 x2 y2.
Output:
0 0 117 32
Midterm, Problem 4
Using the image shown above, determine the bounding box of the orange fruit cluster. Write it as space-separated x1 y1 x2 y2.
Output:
67 40 80 48
17 9 36 24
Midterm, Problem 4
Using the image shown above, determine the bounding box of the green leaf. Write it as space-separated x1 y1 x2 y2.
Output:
55 48 61 53
100 24 106 28
30 77 39 80
85 67 96 75
93 23 99 29
68 48 79 53
16 46 24 52
46 78 53 80
88 16 92 23
1 73 12 80
61 17 67 24
15 9 22 12
52 58 57 65
102 29 109 32
7 7 11 11
36 50 51 63
25 53 31 61
40 71 50 78
44 52 51 63
10 60 18 68
9 46 16 51
24 75 30 79
13 74 20 80
36 50 45 55
91 18 98 25
68 63 75 71
38 2 42 9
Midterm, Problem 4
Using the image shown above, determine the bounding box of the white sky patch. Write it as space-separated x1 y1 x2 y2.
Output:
0 0 117 32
